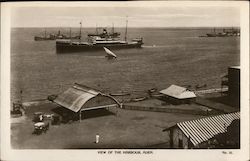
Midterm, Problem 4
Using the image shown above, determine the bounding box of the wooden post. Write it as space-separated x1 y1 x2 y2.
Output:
79 111 81 122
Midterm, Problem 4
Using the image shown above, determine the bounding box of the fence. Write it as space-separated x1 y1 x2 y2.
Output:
122 104 217 116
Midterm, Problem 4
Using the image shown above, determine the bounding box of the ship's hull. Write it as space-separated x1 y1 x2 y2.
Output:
56 41 143 53
34 36 55 41
206 34 217 37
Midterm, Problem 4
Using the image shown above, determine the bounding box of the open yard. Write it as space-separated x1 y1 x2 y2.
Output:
11 102 205 149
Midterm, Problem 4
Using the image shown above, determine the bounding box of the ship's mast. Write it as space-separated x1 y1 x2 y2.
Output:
112 23 114 34
79 21 82 40
125 18 128 41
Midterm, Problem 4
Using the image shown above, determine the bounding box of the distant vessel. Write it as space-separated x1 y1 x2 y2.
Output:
56 20 143 53
206 28 217 37
34 29 56 41
203 28 240 37
34 29 81 41
219 28 240 37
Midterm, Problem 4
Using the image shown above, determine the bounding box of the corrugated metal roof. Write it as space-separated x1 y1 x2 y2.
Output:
176 112 240 146
159 84 196 99
54 86 99 112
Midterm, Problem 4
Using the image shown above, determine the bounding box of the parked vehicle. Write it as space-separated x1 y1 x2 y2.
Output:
11 102 23 117
33 112 44 122
33 121 50 135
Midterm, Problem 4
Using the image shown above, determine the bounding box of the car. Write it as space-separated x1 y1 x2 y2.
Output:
33 121 50 135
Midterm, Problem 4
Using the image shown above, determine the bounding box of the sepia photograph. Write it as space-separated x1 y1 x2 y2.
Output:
1 1 249 161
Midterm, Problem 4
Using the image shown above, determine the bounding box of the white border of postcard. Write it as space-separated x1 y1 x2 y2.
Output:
1 1 249 161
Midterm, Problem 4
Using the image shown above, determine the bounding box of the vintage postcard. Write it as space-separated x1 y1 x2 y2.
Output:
1 1 249 161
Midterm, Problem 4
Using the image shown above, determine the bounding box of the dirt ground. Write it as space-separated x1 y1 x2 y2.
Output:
11 102 205 149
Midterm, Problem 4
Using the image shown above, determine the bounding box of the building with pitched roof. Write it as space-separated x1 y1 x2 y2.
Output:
54 83 120 121
159 84 196 104
163 112 240 149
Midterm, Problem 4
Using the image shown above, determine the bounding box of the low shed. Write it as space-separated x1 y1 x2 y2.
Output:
54 84 120 121
163 112 240 149
160 85 196 104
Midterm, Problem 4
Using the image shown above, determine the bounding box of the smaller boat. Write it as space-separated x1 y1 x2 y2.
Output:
109 93 130 96
148 88 157 93
104 47 117 59
131 97 147 102
195 84 207 90
150 93 164 98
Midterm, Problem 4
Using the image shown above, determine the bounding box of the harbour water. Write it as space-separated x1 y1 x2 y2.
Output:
11 27 240 102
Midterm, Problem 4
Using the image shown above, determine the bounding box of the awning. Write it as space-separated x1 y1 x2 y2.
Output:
54 85 99 112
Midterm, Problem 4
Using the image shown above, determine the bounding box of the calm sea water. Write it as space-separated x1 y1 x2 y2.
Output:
11 27 240 102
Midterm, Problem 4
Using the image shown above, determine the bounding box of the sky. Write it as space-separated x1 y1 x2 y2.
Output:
11 5 240 28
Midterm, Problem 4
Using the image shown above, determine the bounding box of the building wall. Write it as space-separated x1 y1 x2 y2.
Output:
228 67 240 108
171 128 189 148
169 127 212 149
